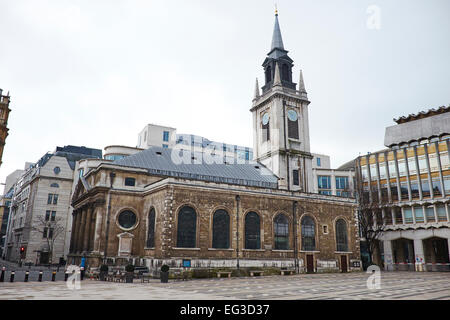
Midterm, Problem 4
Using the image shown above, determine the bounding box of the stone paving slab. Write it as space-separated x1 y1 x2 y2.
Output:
0 272 449 300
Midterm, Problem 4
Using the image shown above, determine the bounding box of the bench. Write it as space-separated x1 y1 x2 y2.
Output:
141 272 152 283
249 270 264 277
216 271 232 278
280 269 295 276
171 269 190 281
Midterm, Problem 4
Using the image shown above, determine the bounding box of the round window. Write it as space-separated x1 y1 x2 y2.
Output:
118 210 137 229
54 167 61 174
287 109 298 121
262 113 269 125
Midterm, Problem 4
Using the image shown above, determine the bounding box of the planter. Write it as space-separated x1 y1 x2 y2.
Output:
125 272 134 283
160 271 169 283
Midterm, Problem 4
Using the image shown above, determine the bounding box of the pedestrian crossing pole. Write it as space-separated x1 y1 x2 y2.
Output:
10 271 15 282
38 270 43 282
0 267 5 282
24 271 29 282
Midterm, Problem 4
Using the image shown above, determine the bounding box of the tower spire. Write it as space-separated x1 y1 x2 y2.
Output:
271 8 284 51
273 62 281 86
254 78 260 99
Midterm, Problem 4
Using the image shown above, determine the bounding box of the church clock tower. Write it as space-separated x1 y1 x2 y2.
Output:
251 11 313 192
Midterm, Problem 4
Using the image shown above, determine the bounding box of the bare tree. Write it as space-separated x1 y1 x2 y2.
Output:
31 215 65 265
354 163 387 267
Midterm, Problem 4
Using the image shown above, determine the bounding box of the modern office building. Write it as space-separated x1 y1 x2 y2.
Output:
137 124 254 162
312 153 355 197
355 106 450 271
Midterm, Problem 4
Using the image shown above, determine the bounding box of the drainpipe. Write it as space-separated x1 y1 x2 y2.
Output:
293 201 299 273
235 195 240 276
283 100 290 191
103 172 116 263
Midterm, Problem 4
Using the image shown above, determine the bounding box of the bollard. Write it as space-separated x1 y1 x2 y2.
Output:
52 271 56 282
24 271 29 282
38 271 43 282
80 267 84 281
10 271 15 282
0 267 5 282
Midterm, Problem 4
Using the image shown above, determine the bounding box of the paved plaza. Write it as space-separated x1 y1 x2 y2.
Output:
1 271 449 300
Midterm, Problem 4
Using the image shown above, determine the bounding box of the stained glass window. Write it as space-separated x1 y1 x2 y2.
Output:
245 212 260 249
212 209 230 249
177 206 197 248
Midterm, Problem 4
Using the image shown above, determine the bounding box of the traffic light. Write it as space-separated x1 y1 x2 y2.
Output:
20 247 25 256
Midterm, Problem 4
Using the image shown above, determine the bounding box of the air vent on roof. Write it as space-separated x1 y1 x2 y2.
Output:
156 152 162 155
254 166 260 169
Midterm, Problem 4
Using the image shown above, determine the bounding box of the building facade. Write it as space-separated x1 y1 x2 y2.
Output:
137 124 254 162
355 106 450 271
0 89 11 167
312 153 355 197
4 146 102 265
67 12 361 274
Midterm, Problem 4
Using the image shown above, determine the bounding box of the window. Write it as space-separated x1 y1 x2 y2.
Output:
51 211 56 221
146 208 155 248
282 64 289 81
426 206 435 222
404 207 413 224
50 183 59 188
79 169 84 178
48 228 54 239
323 225 328 234
414 207 424 223
45 210 50 221
43 227 48 239
163 131 169 142
319 190 332 195
301 216 315 251
293 170 299 186
245 212 260 249
118 210 137 229
318 176 331 189
53 167 61 174
317 157 321 167
436 205 447 222
124 177 136 187
212 209 230 249
335 177 348 190
274 214 289 250
162 144 168 148
336 219 348 251
265 65 272 83
177 206 197 248
47 194 58 205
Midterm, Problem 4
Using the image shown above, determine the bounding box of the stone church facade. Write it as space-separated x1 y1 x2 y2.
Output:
68 12 361 273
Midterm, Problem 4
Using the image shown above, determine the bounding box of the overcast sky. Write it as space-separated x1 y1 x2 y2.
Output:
0 0 449 192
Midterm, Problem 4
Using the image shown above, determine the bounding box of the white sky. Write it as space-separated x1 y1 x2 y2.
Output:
0 0 449 192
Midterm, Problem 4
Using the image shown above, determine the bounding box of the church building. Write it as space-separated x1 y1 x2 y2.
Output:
68 12 361 274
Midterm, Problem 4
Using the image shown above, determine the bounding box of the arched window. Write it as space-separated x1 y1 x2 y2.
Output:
265 66 272 84
274 214 289 250
282 64 289 81
336 219 348 252
212 209 230 249
245 212 260 249
177 206 197 248
301 216 315 251
146 208 156 248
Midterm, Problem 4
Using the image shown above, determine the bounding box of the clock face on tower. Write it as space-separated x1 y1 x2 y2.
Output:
262 113 269 125
287 109 298 122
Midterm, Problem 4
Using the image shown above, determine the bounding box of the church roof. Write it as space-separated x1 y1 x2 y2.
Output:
113 146 279 189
